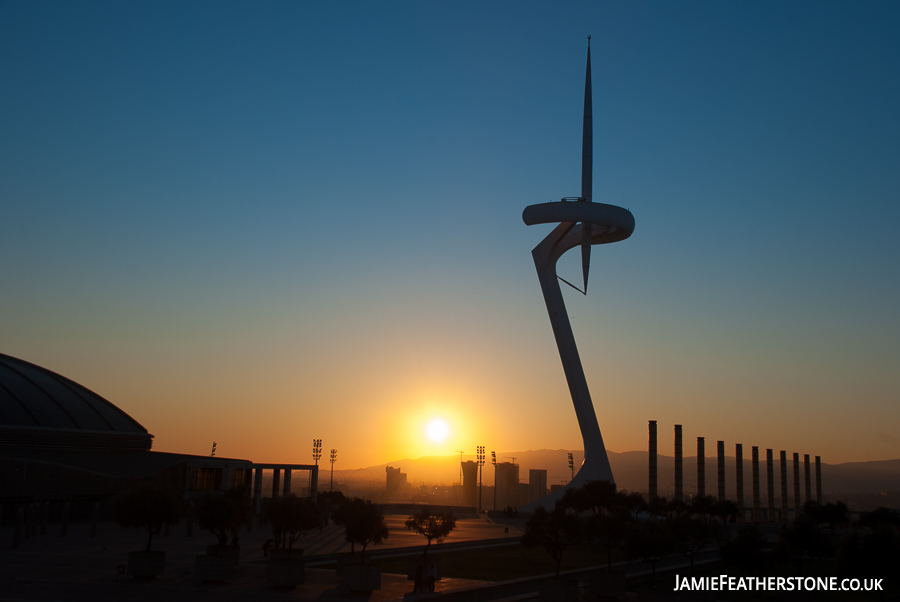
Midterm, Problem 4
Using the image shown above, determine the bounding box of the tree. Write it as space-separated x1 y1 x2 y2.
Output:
689 495 718 522
712 499 739 529
777 515 833 572
624 521 675 583
619 492 648 520
115 487 180 552
859 507 900 531
719 523 768 576
337 497 388 564
522 503 582 578
670 516 719 575
559 479 617 515
405 509 457 557
266 494 324 560
838 527 899 581
196 486 251 547
647 495 669 521
586 505 635 570
821 502 849 536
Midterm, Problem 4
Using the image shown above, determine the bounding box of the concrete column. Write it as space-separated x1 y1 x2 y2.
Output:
310 466 318 503
766 449 775 522
674 425 683 501
735 444 744 520
717 441 725 501
648 421 658 499
91 502 98 538
283 468 292 496
24 503 32 538
183 464 193 500
804 454 811 504
187 500 194 537
793 453 801 517
40 500 48 535
780 451 788 523
60 501 69 537
697 437 705 498
272 469 281 499
13 506 23 548
751 446 760 522
815 456 822 503
253 467 263 517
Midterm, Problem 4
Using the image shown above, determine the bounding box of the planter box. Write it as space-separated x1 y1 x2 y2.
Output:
407 555 442 581
588 568 625 600
540 578 580 602
340 563 381 592
206 544 240 568
126 551 165 579
335 552 357 576
195 554 232 583
267 558 304 589
269 548 303 561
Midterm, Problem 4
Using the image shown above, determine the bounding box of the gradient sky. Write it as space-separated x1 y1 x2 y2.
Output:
2 1 898 471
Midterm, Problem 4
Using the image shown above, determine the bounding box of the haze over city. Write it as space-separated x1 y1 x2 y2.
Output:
2 1 898 471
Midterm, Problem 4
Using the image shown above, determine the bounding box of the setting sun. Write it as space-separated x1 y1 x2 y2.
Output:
426 419 449 442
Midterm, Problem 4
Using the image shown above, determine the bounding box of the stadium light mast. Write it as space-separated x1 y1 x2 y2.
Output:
311 439 322 496
476 446 485 513
491 451 498 511
329 449 337 492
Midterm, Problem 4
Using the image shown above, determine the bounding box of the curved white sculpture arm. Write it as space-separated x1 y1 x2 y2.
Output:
520 203 634 511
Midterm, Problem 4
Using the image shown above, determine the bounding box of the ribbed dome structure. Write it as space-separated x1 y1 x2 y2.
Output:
0 353 152 451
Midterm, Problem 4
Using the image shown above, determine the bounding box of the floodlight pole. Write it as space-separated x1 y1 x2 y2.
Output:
477 446 485 513
329 449 337 492
311 439 322 497
491 451 498 512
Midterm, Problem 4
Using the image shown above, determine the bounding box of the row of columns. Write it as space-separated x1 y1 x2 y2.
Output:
250 465 318 519
10 500 99 548
648 421 823 521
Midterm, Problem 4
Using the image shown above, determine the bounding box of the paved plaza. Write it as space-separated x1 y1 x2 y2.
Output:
0 513 526 601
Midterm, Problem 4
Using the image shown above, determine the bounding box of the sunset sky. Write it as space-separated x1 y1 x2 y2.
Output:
2 1 898 471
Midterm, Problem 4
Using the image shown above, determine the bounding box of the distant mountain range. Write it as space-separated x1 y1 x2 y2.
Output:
342 450 900 495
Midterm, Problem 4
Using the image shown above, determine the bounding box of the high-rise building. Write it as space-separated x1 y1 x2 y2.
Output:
461 460 478 507
528 469 548 504
385 465 407 495
494 462 519 509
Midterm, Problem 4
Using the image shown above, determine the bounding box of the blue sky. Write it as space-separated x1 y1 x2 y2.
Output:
1 1 898 467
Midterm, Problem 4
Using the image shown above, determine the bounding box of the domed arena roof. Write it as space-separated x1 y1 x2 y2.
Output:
0 353 152 452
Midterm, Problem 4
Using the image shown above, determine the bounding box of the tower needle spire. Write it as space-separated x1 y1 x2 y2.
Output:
581 37 593 293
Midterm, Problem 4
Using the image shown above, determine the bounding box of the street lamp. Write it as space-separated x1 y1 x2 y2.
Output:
476 446 485 513
329 449 337 492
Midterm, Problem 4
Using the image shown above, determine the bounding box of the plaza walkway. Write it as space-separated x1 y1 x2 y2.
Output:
0 513 524 601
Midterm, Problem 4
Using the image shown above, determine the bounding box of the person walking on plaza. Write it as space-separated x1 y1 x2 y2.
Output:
427 561 437 592
413 562 424 593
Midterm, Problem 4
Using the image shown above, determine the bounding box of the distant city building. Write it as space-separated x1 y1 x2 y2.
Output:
385 465 407 495
494 462 519 509
528 469 548 504
550 483 566 495
461 460 478 507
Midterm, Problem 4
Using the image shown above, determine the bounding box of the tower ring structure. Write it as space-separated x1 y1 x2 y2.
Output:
520 38 635 510
520 202 634 510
